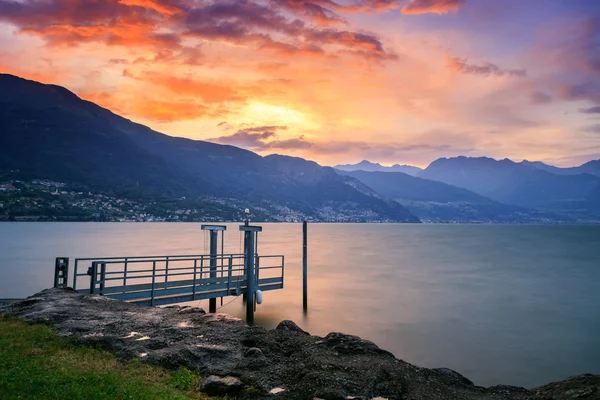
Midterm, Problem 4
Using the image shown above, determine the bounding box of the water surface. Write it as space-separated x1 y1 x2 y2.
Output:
1 222 599 388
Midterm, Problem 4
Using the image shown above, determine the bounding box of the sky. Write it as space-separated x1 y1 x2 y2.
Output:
0 0 599 167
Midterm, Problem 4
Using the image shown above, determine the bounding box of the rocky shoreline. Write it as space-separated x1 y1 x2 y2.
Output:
1 288 598 400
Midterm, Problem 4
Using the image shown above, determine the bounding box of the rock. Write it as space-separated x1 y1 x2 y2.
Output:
275 320 308 334
533 374 600 399
433 368 474 386
1 288 598 400
245 347 264 358
323 332 394 357
200 375 244 396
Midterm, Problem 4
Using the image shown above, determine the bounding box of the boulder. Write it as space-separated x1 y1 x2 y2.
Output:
275 320 308 334
200 375 244 395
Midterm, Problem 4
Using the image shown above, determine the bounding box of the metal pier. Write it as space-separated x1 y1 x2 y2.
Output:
70 253 284 307
55 221 285 321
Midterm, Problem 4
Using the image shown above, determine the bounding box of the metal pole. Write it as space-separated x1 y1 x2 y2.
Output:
73 259 79 290
89 262 98 294
99 262 106 295
242 227 248 304
209 230 218 313
245 230 255 324
303 220 308 311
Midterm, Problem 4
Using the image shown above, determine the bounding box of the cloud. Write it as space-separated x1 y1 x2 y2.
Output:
109 58 129 64
555 82 600 104
582 125 600 134
580 106 600 114
210 126 289 148
275 0 346 25
129 99 212 123
0 0 396 60
184 1 394 59
530 90 553 105
446 56 526 77
402 0 465 15
211 126 473 159
129 72 247 104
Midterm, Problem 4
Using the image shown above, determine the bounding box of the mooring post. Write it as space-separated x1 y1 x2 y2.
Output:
303 220 308 311
201 225 227 313
242 216 249 304
54 257 69 289
245 229 255 324
209 229 218 313
240 224 262 325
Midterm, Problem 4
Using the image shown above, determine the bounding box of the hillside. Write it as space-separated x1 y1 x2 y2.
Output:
0 74 419 223
338 170 568 223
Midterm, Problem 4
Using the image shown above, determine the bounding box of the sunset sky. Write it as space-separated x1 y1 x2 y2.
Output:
1 0 599 167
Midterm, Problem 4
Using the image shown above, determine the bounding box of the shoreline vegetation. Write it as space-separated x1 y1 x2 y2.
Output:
0 315 210 400
1 289 598 399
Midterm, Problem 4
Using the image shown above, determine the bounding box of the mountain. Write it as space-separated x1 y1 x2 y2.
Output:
0 73 419 223
334 160 422 176
521 160 600 177
420 156 600 221
338 170 568 223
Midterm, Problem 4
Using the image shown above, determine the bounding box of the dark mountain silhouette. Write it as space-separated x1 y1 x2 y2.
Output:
0 73 419 222
338 170 568 223
334 160 422 176
419 156 600 220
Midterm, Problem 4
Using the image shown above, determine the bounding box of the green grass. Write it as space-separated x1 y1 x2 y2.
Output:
0 315 210 400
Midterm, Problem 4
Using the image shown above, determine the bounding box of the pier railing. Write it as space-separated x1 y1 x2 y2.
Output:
72 253 284 307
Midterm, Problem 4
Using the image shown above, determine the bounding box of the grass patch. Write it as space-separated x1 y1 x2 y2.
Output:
0 315 210 400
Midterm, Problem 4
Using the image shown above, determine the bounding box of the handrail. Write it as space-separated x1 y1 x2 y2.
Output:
75 253 284 307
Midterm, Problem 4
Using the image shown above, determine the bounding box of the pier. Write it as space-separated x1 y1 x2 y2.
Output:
55 222 286 322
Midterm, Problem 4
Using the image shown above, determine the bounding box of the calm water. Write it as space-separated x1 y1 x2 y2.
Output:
1 223 599 388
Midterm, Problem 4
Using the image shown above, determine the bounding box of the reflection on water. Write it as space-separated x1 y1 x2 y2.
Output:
1 222 599 388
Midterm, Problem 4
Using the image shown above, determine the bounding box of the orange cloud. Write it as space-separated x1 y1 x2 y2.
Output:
137 73 247 104
128 99 212 122
402 0 465 15
118 0 184 16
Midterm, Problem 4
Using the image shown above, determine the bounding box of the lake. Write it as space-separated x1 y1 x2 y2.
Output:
0 222 599 388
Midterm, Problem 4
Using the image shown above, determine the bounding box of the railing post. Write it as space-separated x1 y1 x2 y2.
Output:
89 262 98 294
227 256 233 295
99 262 106 295
73 259 79 290
151 261 156 306
192 259 197 300
165 256 169 284
123 258 128 292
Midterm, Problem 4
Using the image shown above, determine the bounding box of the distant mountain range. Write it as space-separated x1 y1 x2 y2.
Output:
420 157 600 215
0 74 418 223
1 73 598 224
336 156 600 222
334 160 422 176
338 170 568 223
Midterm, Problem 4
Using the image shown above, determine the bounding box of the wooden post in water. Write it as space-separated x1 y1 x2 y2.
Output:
303 220 308 311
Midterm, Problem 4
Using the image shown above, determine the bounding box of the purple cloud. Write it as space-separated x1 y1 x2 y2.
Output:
447 56 526 77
